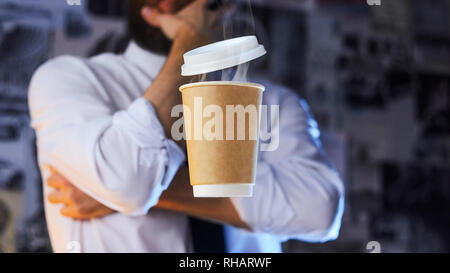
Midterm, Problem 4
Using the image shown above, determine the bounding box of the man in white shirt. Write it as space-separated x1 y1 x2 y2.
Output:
28 0 344 253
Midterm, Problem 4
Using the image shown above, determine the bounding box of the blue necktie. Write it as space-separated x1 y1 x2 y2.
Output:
189 217 226 253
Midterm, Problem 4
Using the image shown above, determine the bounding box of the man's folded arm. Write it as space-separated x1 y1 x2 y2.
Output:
231 89 345 242
29 56 185 216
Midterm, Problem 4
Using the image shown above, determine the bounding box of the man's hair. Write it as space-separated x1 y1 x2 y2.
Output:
126 0 172 55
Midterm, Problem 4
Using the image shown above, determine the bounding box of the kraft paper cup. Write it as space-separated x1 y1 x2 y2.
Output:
179 81 264 197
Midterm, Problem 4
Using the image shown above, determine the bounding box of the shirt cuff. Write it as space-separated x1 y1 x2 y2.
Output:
113 98 167 147
113 97 186 187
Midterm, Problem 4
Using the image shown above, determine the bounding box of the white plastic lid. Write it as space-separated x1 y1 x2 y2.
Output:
181 35 266 76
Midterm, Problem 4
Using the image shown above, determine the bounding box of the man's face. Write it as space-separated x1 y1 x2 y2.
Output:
139 0 194 13
127 0 194 55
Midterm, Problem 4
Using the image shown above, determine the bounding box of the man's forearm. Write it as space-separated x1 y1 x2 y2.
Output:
143 29 205 140
156 167 250 230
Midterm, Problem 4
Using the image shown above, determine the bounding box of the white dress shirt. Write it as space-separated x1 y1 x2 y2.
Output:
29 41 344 253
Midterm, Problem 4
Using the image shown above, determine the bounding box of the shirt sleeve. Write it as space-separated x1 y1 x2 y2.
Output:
230 86 345 242
29 56 185 216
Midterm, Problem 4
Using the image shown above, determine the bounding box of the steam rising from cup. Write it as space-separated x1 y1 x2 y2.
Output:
196 0 257 83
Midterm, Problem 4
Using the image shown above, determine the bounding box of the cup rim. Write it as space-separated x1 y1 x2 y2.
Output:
179 81 265 92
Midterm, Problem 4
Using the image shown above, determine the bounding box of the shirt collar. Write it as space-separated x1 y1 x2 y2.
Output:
123 41 167 79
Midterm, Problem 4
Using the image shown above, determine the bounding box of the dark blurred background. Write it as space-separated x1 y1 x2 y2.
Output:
0 0 449 253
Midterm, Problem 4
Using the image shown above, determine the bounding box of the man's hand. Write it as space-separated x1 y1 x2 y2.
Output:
46 167 115 220
45 167 249 229
141 0 226 141
141 0 222 48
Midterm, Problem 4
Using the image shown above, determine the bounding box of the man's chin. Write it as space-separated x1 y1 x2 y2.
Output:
132 31 173 56
128 24 172 55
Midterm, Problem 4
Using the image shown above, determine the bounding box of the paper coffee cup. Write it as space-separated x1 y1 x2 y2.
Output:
179 36 266 197
179 81 265 197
